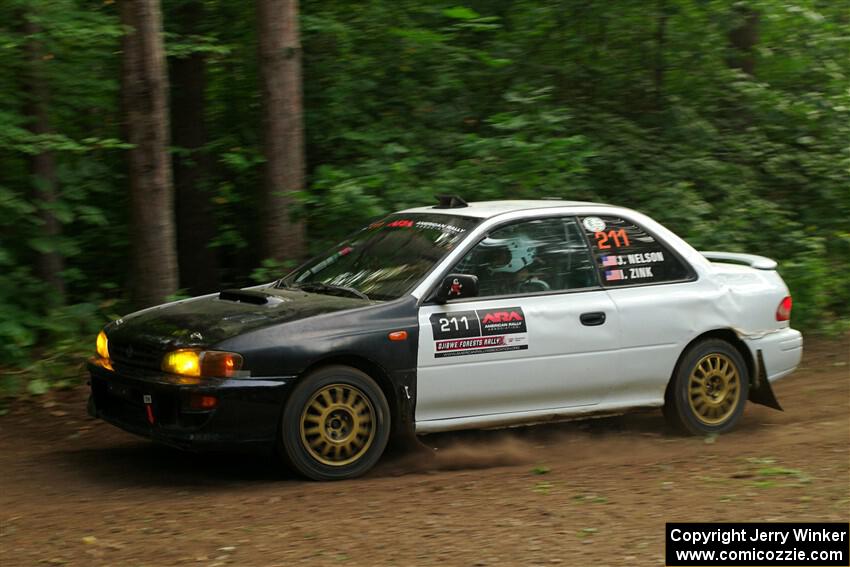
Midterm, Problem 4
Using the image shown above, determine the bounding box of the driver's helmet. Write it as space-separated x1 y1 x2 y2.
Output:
479 235 540 273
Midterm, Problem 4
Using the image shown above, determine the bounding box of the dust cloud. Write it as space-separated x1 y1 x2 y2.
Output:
375 412 673 477
378 434 536 476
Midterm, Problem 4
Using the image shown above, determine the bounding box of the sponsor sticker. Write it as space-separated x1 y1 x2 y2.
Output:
479 308 527 335
582 216 606 232
414 220 467 234
430 307 528 357
381 219 466 234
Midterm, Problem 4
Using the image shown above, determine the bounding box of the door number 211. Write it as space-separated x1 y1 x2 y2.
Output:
439 316 470 332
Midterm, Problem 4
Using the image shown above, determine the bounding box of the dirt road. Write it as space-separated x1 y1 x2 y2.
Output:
1 337 848 566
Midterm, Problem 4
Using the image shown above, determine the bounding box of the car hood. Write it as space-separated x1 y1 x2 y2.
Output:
105 286 372 350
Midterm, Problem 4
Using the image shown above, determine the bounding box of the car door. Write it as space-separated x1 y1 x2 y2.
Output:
577 213 700 405
415 215 621 424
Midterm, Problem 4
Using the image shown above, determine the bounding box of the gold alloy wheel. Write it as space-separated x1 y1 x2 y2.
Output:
687 353 741 425
299 383 376 466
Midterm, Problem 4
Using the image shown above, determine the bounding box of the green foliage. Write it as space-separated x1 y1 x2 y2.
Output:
299 0 849 331
0 0 123 392
0 300 112 396
250 258 298 284
1 0 849 395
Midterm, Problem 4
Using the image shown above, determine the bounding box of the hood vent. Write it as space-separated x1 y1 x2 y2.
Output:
218 289 270 305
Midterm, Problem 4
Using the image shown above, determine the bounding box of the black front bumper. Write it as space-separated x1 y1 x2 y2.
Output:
88 360 296 453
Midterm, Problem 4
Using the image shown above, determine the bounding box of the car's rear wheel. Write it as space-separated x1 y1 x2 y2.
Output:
664 339 749 435
280 365 390 480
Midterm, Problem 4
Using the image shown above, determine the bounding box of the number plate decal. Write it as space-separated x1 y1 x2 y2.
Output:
429 310 480 340
430 307 528 358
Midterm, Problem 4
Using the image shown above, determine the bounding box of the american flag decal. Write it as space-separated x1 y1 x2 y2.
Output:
605 269 626 281
601 255 618 267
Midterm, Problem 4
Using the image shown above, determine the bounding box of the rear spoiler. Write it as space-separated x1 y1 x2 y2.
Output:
699 251 777 270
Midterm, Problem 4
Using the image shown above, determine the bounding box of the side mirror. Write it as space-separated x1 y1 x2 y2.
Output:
434 274 479 304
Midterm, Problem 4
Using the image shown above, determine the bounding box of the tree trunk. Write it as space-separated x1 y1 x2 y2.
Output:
22 18 65 304
257 0 306 262
120 0 179 308
170 0 219 294
727 7 759 76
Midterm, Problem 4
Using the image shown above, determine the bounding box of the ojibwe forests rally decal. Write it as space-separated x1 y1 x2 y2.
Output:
429 307 528 358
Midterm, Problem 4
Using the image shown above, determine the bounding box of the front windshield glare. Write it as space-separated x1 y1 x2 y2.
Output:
284 214 479 300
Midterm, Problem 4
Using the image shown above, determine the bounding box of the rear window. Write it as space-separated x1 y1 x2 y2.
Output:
578 215 691 286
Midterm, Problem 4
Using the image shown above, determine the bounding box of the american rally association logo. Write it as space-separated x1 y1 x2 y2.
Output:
431 307 528 358
479 309 526 335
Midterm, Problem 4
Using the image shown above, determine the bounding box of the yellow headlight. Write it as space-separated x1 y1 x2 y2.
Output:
96 330 110 359
161 350 201 377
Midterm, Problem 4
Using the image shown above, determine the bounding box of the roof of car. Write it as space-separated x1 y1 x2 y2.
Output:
399 199 605 219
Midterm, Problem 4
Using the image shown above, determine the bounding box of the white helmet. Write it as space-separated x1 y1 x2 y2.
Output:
479 235 540 273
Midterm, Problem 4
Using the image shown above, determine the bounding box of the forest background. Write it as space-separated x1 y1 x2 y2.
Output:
0 0 848 395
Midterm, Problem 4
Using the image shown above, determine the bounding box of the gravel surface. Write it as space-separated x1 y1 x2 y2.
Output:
1 335 847 566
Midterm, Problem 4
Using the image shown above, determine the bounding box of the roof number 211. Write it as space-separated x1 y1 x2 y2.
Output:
595 229 630 250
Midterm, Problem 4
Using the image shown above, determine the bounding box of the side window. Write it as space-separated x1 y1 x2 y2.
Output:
452 217 598 297
578 215 690 286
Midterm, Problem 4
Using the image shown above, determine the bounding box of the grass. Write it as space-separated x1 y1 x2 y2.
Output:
572 493 608 504
729 457 814 489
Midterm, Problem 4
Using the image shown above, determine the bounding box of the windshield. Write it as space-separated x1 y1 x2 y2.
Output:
281 213 480 300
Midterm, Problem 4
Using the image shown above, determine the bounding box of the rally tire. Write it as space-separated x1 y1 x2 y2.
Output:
280 365 390 481
664 339 749 435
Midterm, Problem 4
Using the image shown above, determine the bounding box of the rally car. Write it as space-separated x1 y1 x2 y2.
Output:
88 197 802 480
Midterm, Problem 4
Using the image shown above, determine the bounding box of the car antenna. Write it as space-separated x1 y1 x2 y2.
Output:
434 195 468 209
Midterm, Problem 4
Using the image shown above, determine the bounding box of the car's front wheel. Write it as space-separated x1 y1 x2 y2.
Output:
664 339 750 435
280 365 390 480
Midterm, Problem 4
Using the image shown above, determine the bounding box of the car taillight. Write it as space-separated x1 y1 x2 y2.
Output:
776 296 792 321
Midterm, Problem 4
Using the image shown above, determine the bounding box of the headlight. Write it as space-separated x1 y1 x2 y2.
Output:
161 349 243 378
96 330 110 359
162 350 201 376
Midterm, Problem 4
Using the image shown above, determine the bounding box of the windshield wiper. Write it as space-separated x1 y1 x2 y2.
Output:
292 282 370 301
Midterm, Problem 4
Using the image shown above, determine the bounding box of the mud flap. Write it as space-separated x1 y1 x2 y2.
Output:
748 349 783 411
387 383 431 453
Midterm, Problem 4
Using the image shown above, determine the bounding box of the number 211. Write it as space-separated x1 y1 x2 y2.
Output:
595 229 630 249
440 316 469 332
